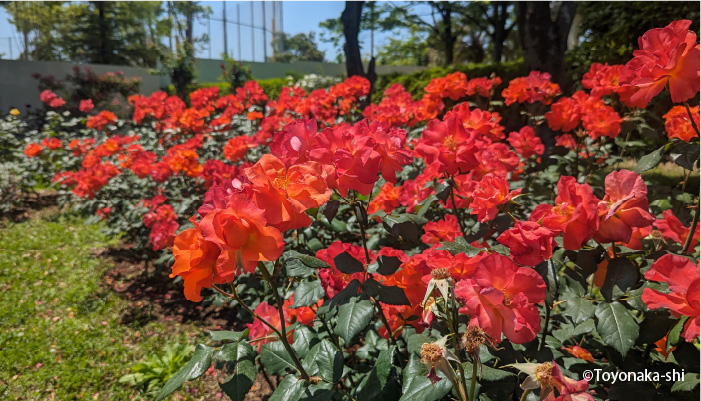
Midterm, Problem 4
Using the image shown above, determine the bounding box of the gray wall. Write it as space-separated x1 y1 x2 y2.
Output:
0 60 162 113
0 59 427 111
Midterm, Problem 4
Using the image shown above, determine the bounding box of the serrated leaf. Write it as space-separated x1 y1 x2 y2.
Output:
407 334 432 355
595 302 639 357
375 255 403 275
293 279 325 308
399 354 452 401
667 315 689 347
320 279 361 311
562 294 595 324
292 325 316 355
601 257 639 301
209 330 246 342
672 373 700 392
334 251 365 274
462 362 515 381
634 146 665 173
322 200 340 223
269 375 305 401
261 341 297 376
334 297 374 344
156 344 214 401
219 358 257 401
669 141 700 170
285 250 330 268
438 236 482 256
305 339 344 383
382 213 427 243
357 345 397 399
361 278 411 306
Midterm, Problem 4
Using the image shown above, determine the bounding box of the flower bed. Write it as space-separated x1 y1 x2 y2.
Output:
5 19 700 401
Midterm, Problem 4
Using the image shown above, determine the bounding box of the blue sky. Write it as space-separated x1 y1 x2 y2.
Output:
0 1 406 63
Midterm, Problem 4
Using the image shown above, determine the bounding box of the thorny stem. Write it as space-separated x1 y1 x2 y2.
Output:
443 296 469 401
684 101 700 137
448 176 469 239
682 201 699 254
259 265 312 382
539 300 551 351
468 356 479 401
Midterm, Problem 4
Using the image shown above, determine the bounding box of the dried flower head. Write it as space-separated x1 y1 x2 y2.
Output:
431 267 452 280
420 343 443 364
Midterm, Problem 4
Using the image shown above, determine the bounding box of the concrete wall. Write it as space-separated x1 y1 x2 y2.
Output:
0 60 161 112
195 59 427 81
0 59 427 111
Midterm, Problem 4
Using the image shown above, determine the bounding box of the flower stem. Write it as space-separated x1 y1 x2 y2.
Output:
468 356 478 401
683 201 699 254
448 176 469 239
684 101 700 137
258 266 311 382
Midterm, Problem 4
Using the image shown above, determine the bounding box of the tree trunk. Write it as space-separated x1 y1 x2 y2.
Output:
442 8 454 65
516 1 576 89
341 1 364 77
491 3 508 63
97 2 107 64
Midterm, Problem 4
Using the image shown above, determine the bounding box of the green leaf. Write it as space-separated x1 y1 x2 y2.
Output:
438 236 482 256
399 354 452 401
269 375 305 401
156 344 214 401
333 251 365 274
634 145 665 173
219 357 257 401
261 341 297 376
382 213 427 243
594 302 639 357
357 345 397 399
372 255 403 276
285 250 331 268
300 382 335 401
672 373 700 392
601 257 639 301
292 325 317 355
322 199 340 223
562 294 595 324
209 330 246 342
334 297 375 344
321 279 361 311
292 279 325 308
407 334 432 355
669 141 700 171
462 362 515 382
304 339 344 383
667 315 689 347
361 278 411 306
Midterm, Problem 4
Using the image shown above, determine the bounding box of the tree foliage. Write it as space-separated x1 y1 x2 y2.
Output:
273 32 326 63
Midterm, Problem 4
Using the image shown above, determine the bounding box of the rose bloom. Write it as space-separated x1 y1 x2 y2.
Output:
530 176 599 250
245 154 331 232
663 105 700 142
470 174 522 222
24 143 44 158
497 220 557 267
508 126 544 159
199 193 284 279
170 219 222 302
619 19 700 107
455 253 546 344
421 214 462 245
246 302 293 351
642 254 700 342
655 210 700 249
79 99 94 113
595 169 655 244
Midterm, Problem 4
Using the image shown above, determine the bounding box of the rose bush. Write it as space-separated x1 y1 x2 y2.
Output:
3 19 700 401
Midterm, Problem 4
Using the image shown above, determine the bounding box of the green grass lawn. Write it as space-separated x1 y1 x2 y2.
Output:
0 213 203 400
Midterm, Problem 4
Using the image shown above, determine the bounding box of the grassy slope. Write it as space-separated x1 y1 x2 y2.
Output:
0 214 200 400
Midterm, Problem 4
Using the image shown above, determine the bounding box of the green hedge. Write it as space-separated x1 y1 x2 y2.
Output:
165 79 287 100
372 60 525 102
